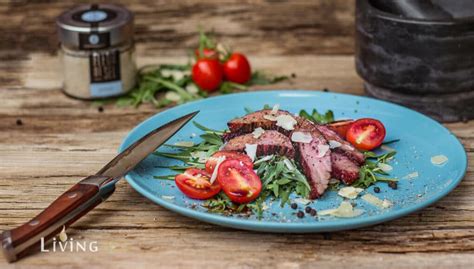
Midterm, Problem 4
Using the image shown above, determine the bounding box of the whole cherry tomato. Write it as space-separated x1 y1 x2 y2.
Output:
223 53 251 84
192 59 223 92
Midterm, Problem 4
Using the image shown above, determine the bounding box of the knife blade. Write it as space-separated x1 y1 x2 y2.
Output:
1 111 198 262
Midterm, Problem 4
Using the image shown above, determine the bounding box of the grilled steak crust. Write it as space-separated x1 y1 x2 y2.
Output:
331 152 360 185
227 109 293 136
222 130 295 158
293 128 332 199
297 118 365 165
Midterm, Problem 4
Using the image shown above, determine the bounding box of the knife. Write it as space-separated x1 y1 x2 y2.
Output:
1 111 199 262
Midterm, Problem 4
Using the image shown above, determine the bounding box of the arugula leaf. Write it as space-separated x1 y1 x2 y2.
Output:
352 150 398 188
299 108 335 124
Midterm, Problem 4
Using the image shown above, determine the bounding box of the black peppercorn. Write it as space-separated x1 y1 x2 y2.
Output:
291 73 297 78
374 186 381 193
310 209 317 216
98 106 104 113
323 88 329 92
305 206 312 213
388 181 398 190
290 203 298 210
16 119 23 126
296 211 304 218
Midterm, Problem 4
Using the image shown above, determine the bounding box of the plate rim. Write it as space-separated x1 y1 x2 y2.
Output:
119 90 468 232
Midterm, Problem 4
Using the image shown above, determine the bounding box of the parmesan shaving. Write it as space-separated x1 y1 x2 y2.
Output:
316 144 330 157
328 140 342 149
319 201 364 218
293 198 311 205
377 162 393 172
271 104 280 114
252 127 265 138
161 195 175 200
210 156 226 184
362 194 392 209
275 115 298 130
403 171 419 179
263 114 277 121
254 155 273 164
190 151 208 163
291 132 313 143
431 155 448 166
245 144 258 161
283 158 295 171
338 187 364 199
174 141 194 147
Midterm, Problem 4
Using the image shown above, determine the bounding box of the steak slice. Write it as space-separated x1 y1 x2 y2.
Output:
227 109 293 136
297 118 365 165
222 130 295 158
226 110 365 165
331 152 360 185
293 128 332 199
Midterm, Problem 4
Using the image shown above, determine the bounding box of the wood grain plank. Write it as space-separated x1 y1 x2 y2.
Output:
0 0 473 267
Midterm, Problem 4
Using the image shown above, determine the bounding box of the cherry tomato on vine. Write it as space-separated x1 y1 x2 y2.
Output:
205 151 253 174
346 118 386 151
192 59 223 92
223 53 252 84
194 48 218 59
217 159 261 204
175 168 221 200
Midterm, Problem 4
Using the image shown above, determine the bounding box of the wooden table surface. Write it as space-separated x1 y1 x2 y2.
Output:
1 1 473 268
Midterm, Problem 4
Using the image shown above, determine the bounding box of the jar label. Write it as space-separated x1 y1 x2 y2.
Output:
89 50 122 97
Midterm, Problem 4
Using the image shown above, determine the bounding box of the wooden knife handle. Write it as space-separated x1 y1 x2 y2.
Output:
1 175 115 262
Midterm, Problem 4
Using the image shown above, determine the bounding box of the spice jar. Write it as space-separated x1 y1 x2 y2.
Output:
56 4 136 99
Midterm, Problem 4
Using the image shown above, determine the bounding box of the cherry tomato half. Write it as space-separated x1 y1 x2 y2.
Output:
175 168 221 200
223 53 251 84
217 159 262 204
346 118 386 151
194 48 218 59
192 59 223 92
205 151 253 174
327 119 355 138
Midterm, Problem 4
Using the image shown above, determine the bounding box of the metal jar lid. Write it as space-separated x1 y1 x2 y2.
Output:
56 4 133 50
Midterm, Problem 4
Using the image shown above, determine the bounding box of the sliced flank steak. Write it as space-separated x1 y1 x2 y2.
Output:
223 109 365 194
292 128 332 199
226 109 294 138
222 130 295 159
226 109 365 165
297 117 365 165
331 152 360 185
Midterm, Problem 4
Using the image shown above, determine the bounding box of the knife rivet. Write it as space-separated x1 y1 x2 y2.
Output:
29 220 40 226
68 192 78 199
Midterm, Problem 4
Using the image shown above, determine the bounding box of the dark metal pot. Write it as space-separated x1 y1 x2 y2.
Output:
355 0 474 122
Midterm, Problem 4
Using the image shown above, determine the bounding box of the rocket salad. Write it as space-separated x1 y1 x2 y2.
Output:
155 105 398 218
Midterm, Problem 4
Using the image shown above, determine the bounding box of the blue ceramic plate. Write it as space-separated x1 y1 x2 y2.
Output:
119 90 467 232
